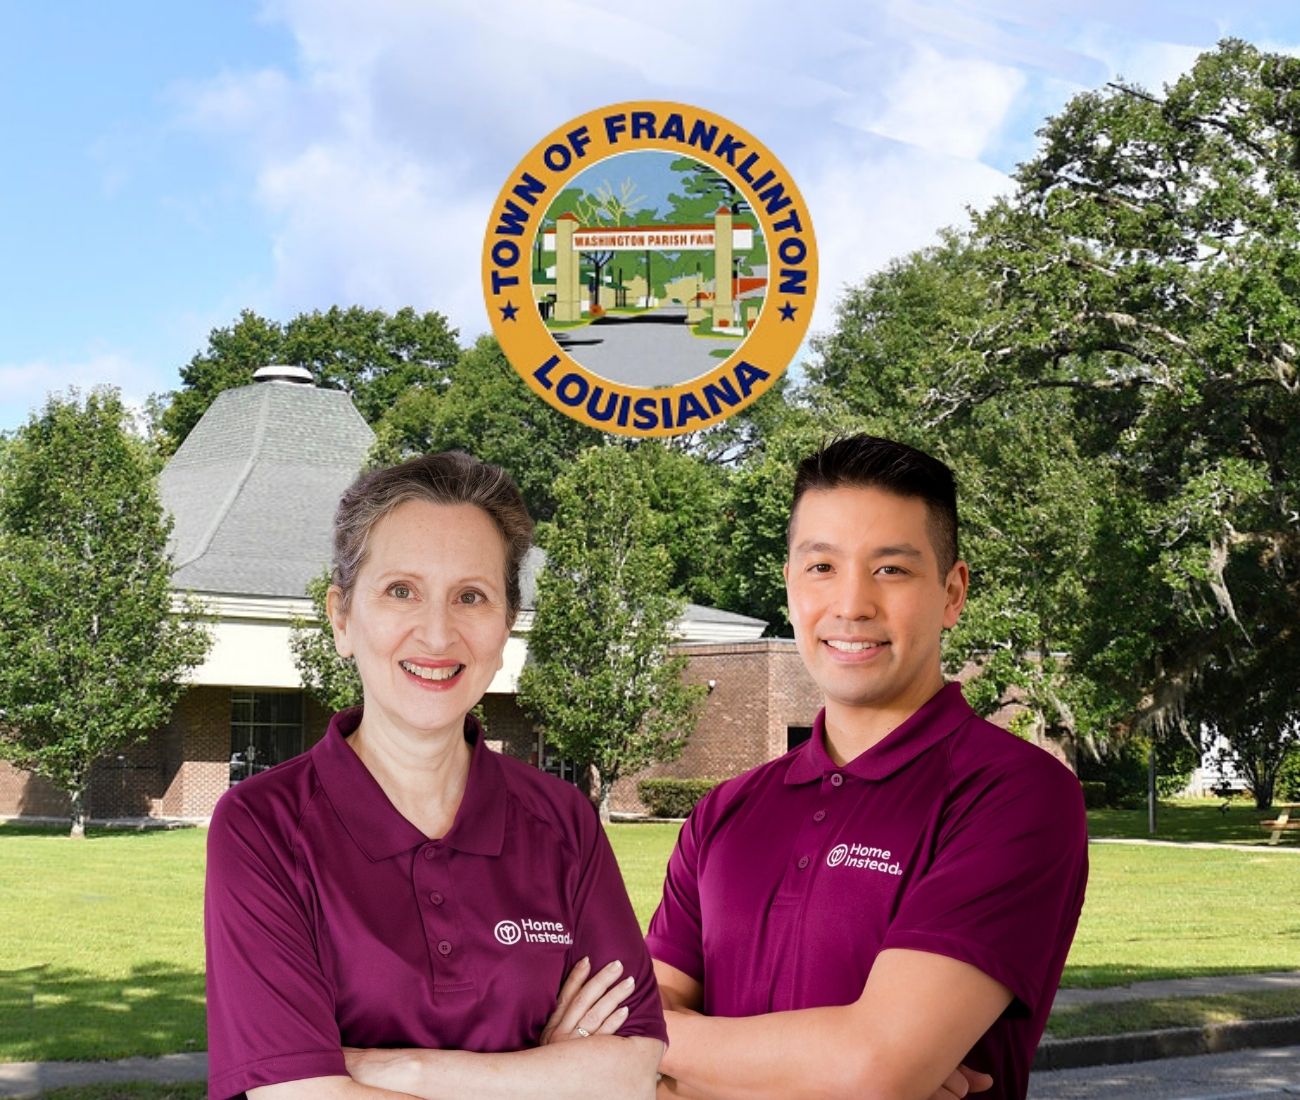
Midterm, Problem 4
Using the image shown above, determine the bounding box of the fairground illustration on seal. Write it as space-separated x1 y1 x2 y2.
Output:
532 151 767 387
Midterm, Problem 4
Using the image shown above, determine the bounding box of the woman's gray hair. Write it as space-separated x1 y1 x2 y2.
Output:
332 451 534 623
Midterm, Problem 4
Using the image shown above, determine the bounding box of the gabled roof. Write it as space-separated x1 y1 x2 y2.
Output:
160 381 375 598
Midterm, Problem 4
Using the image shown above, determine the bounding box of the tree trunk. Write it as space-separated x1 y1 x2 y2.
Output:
1147 744 1157 835
598 786 612 825
69 788 86 840
1254 777 1275 811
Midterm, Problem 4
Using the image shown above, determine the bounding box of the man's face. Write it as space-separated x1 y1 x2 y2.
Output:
784 485 968 722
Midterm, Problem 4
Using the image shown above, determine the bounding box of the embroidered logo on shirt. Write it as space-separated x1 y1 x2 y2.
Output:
494 917 573 946
826 842 903 876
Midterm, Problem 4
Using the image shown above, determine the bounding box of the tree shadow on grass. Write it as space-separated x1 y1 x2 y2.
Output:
1087 802 1300 846
0 823 198 841
0 961 205 1062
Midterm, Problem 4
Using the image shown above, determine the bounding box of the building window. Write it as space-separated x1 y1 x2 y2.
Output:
787 725 813 751
230 691 304 785
536 730 582 785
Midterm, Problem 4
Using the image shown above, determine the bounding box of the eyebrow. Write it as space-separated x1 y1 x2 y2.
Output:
792 540 924 560
372 569 502 587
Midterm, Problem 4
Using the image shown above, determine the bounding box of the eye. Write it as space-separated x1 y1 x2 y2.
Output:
458 589 485 605
806 562 832 574
877 565 907 576
387 582 413 599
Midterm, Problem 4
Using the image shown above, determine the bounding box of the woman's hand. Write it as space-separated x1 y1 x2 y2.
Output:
540 956 637 1045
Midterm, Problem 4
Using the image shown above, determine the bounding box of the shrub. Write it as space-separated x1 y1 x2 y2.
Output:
638 778 720 818
1278 750 1300 803
1080 781 1108 809
1078 735 1199 806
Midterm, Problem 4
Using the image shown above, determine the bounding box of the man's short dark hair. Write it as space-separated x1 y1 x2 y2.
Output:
787 435 959 576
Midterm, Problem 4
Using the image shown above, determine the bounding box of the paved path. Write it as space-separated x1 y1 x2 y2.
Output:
554 305 742 386
0 1052 207 1097
1091 838 1300 854
1029 1043 1300 1098
1054 971 1300 1011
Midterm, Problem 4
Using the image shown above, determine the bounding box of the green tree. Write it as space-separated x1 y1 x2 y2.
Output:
0 390 211 837
157 306 460 452
802 41 1300 788
289 571 363 713
157 308 282 452
630 441 730 607
373 336 603 522
517 446 706 820
961 39 1300 743
1183 550 1300 809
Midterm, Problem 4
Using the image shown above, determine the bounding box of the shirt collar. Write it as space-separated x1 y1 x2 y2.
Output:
784 681 972 785
313 707 507 861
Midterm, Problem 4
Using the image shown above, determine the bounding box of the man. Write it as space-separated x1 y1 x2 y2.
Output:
646 435 1088 1100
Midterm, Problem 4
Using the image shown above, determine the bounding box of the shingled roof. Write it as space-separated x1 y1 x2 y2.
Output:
160 378 375 598
159 378 766 636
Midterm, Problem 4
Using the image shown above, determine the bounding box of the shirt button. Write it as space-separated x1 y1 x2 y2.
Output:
423 846 437 861
830 773 844 788
797 855 810 869
437 939 453 956
813 809 827 822
429 891 444 906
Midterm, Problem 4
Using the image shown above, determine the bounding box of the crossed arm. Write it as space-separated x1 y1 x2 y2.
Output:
654 948 1010 1100
246 957 662 1100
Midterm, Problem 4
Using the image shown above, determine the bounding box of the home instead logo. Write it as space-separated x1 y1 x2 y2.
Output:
826 842 903 876
493 918 573 946
483 101 817 437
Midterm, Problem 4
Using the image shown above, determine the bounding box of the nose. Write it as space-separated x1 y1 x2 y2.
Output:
835 564 878 621
412 597 459 652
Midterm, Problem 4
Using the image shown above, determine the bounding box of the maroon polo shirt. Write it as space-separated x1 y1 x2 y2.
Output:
646 682 1087 1100
205 708 666 1099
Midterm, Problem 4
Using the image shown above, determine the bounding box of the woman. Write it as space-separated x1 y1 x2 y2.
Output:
205 452 665 1099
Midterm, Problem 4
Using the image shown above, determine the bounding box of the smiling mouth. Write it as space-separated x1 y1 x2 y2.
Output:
823 640 888 652
399 660 464 682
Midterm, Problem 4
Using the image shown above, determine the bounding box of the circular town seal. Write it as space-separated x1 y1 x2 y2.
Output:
483 101 816 437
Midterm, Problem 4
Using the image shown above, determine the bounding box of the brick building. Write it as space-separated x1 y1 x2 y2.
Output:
0 368 818 824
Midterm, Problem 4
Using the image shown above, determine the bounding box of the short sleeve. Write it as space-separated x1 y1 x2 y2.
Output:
644 809 705 982
879 755 1088 1016
205 793 347 1098
565 801 668 1045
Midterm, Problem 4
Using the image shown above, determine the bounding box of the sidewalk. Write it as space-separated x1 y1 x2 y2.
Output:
3 972 1299 1097
0 1052 207 1097
1037 970 1300 1073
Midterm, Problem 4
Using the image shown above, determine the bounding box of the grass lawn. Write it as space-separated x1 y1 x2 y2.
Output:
3 813 1299 1063
1045 988 1300 1039
1087 797 1300 847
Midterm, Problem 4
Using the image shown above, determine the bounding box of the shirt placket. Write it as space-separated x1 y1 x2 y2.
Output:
413 842 475 994
776 770 846 899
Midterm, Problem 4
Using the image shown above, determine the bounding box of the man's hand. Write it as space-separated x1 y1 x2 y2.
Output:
934 1064 993 1098
540 956 637 1045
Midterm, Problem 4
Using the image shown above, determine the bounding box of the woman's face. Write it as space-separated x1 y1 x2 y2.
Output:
327 499 512 743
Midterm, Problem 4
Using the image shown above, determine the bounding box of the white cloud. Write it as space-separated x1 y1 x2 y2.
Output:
168 0 1251 354
0 353 157 432
836 45 1027 160
255 140 490 333
802 139 1012 337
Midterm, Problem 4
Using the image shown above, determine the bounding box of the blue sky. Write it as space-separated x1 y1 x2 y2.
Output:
3 1 1299 432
